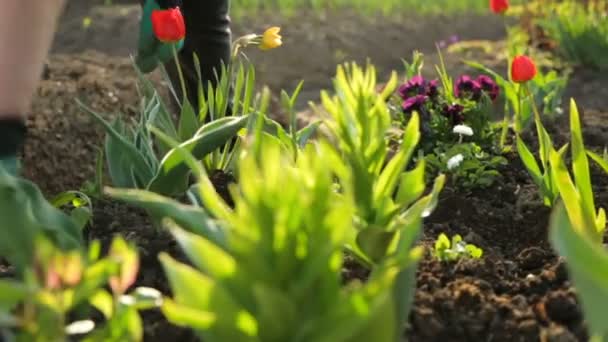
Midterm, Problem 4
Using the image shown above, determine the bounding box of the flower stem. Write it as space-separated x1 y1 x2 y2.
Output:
515 82 523 133
524 83 549 166
172 44 188 104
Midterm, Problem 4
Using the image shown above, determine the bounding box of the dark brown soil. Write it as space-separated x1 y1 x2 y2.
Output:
16 1 608 341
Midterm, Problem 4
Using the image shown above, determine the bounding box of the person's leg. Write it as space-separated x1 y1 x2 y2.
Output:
167 0 232 111
0 0 66 173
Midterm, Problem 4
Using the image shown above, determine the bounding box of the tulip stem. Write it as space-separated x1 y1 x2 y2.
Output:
524 83 549 166
515 82 523 133
172 44 188 105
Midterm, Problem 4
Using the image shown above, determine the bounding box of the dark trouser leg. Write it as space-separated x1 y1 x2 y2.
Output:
165 0 232 112
0 119 26 175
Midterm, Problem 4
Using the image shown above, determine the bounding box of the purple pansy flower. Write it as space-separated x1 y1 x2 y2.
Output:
398 75 426 100
442 103 465 125
454 75 482 101
476 75 499 101
426 79 439 98
402 95 428 113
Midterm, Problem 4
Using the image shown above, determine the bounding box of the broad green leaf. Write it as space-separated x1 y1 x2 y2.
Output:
569 99 596 228
297 120 322 147
148 115 249 195
0 168 82 271
89 289 114 318
177 98 199 141
159 254 258 341
395 159 426 208
146 126 233 221
356 229 398 264
374 112 420 203
516 136 544 189
167 224 234 277
0 280 27 310
549 148 594 239
161 298 217 330
78 101 154 187
105 187 225 247
549 203 608 340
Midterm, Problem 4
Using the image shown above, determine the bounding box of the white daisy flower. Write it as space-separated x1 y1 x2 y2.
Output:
453 124 474 136
447 154 464 170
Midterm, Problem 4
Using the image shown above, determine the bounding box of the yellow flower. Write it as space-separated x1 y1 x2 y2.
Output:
259 27 282 50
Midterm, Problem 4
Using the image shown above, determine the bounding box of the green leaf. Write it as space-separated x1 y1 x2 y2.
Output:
89 289 114 319
356 229 398 264
296 120 322 147
148 115 249 195
374 112 420 204
588 150 608 174
159 253 258 341
105 187 225 247
0 168 82 271
465 245 483 259
177 99 199 141
161 298 217 330
550 203 608 340
0 280 27 310
395 159 425 208
549 148 591 238
434 233 450 252
74 259 118 307
568 99 596 227
516 135 543 183
78 101 154 187
167 223 234 277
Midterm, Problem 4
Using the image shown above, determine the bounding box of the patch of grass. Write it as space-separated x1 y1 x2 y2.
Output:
231 0 524 18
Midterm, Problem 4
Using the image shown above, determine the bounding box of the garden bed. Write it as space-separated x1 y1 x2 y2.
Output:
15 1 608 340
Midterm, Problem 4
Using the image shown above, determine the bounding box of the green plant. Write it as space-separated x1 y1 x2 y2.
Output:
318 63 445 266
512 71 567 207
425 142 508 190
79 60 255 197
0 235 158 341
549 99 605 243
538 0 608 70
109 135 422 341
432 233 483 262
0 167 84 273
549 204 608 342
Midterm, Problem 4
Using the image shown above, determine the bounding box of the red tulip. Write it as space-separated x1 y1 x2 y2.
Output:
490 0 509 14
511 55 537 83
151 7 186 43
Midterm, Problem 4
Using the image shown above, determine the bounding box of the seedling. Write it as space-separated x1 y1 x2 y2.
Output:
432 233 483 262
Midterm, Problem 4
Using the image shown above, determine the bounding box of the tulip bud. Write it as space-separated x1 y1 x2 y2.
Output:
490 0 509 14
151 7 186 43
511 55 537 83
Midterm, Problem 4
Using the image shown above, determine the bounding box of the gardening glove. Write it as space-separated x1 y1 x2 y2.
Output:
136 0 185 73
0 119 26 176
